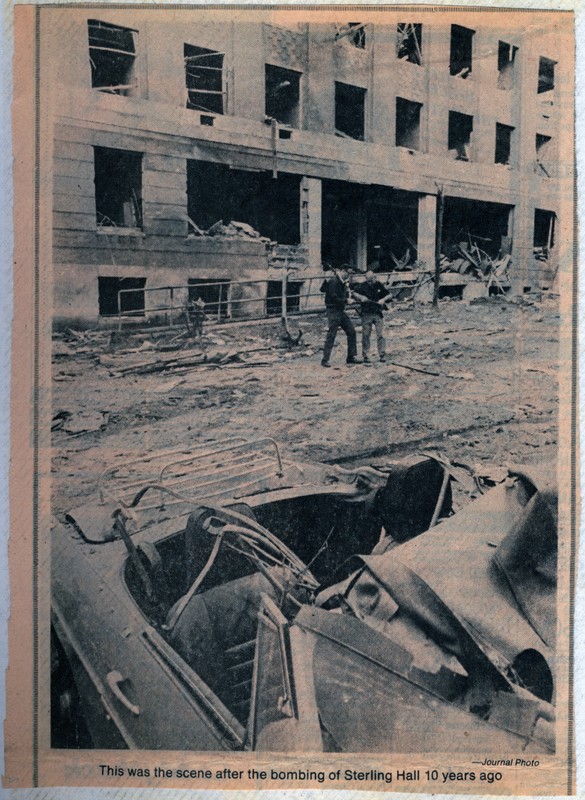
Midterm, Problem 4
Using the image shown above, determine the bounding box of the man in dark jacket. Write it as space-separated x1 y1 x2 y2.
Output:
320 267 358 367
351 270 391 362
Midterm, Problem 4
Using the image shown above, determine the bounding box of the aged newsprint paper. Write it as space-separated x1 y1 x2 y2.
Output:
3 1 578 795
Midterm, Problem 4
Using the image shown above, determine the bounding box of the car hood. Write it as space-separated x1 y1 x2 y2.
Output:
349 466 556 673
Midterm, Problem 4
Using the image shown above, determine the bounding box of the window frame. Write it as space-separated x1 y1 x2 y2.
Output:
184 43 225 115
88 19 138 96
94 145 143 231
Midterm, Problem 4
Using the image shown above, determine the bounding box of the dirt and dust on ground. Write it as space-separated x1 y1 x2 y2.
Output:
51 294 560 515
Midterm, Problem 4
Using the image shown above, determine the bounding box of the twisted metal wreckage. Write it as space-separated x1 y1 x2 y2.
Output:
52 438 556 753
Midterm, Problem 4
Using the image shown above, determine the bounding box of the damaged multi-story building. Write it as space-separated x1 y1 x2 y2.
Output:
44 10 568 327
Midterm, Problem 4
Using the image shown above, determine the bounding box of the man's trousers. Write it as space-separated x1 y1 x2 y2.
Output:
323 308 357 363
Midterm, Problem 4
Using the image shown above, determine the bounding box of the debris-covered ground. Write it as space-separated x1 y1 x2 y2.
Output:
51 295 559 515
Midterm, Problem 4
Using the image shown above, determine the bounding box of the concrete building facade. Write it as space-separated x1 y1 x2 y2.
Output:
43 9 568 327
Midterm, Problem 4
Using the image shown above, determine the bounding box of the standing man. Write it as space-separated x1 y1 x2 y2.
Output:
320 266 359 367
351 270 391 363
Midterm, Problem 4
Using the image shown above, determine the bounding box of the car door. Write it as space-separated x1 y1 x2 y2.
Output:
52 521 245 751
247 595 323 752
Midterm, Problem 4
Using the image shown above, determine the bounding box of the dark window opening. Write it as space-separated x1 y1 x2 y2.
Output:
397 23 422 65
533 209 556 252
396 97 422 150
538 57 556 94
536 134 552 176
321 181 419 271
321 180 364 269
335 82 366 141
188 279 230 319
449 25 474 78
348 23 366 49
187 161 301 244
184 44 224 115
439 285 464 300
441 197 512 261
365 186 419 270
497 41 518 90
266 280 303 316
265 65 301 127
88 19 136 95
448 111 473 161
94 146 142 229
495 122 514 165
98 277 146 317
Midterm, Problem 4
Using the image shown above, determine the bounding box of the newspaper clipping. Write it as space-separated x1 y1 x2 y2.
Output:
4 4 577 795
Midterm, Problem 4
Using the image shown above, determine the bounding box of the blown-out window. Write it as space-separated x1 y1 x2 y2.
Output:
98 277 146 317
495 123 514 165
395 97 422 150
88 19 137 95
184 44 224 114
347 23 366 48
448 111 473 161
497 41 518 90
536 134 553 176
94 146 142 229
533 209 556 253
450 25 474 78
265 65 301 127
538 57 556 94
397 23 422 65
335 82 366 141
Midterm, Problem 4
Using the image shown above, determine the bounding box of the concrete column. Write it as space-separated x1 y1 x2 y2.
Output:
356 202 368 271
510 199 534 292
300 176 322 270
417 193 437 269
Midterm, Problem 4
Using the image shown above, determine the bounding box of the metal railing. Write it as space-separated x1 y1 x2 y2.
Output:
110 270 436 329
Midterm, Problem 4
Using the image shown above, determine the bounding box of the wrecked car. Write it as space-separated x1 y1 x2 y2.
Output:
51 437 556 754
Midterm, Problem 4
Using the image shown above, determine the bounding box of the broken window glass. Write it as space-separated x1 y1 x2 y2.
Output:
448 111 473 161
497 41 518 90
538 57 556 94
335 82 366 141
533 209 556 263
88 19 137 95
187 161 301 243
265 65 301 127
395 97 422 150
396 23 422 65
247 596 296 749
184 44 224 115
347 23 366 49
334 23 367 49
495 122 514 165
535 133 552 176
94 146 142 229
449 25 474 78
98 277 146 316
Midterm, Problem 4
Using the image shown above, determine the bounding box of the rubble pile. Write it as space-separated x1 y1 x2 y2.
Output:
189 219 271 241
54 328 113 357
439 240 511 291
52 319 313 384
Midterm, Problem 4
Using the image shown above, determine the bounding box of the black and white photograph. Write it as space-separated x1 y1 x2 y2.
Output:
4 4 577 794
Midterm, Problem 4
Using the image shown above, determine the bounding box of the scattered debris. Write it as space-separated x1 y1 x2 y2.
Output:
150 378 186 394
438 237 512 294
53 341 75 358
184 297 207 339
52 410 110 435
200 220 271 241
279 317 303 346
386 360 468 379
